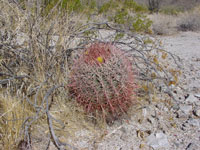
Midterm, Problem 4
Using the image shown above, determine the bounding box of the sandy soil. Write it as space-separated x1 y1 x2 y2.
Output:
159 31 200 94
160 31 200 60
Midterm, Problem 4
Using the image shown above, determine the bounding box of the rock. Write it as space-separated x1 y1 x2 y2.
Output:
186 94 199 103
172 103 180 110
179 105 193 114
186 143 199 150
146 132 169 149
194 94 200 98
187 119 200 127
193 108 200 117
142 108 147 117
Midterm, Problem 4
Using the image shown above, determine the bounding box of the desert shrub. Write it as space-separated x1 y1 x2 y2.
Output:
148 0 161 13
98 0 147 15
68 43 136 121
98 0 118 14
113 11 152 33
131 14 152 33
43 0 83 15
83 0 99 18
123 0 148 12
0 1 82 149
160 6 183 15
177 12 200 31
150 14 177 35
85 0 97 11
113 9 129 24
61 0 82 12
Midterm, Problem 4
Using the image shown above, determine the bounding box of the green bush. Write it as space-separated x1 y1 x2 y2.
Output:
61 0 82 12
131 14 152 33
114 9 129 24
160 6 183 15
43 0 82 15
98 0 118 14
123 0 148 12
113 10 152 33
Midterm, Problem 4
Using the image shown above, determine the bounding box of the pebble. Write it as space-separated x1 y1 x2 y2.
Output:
194 94 200 98
146 132 169 149
186 143 199 150
186 94 199 103
179 105 193 114
187 119 200 127
193 108 200 117
142 108 147 117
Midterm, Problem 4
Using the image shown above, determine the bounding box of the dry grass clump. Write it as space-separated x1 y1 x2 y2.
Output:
149 13 178 35
0 0 93 149
149 5 200 35
177 11 200 31
0 95 32 149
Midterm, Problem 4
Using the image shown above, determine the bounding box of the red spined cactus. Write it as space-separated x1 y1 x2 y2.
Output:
69 42 136 121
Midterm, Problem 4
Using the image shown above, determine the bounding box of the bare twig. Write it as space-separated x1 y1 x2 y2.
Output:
44 85 78 150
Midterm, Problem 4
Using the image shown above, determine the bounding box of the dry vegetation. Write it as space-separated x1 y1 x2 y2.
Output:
150 5 200 35
147 0 200 34
0 0 196 150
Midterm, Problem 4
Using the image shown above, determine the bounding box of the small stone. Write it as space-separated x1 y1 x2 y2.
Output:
139 143 145 149
194 94 200 98
193 108 200 117
186 143 199 150
146 132 169 149
187 118 200 127
186 94 199 103
184 94 190 99
180 105 193 114
174 142 179 148
137 130 144 139
176 110 190 119
142 108 147 117
172 104 180 110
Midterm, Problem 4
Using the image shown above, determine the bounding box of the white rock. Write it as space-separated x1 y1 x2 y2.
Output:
142 108 147 117
147 132 169 149
186 143 199 150
180 105 193 114
194 94 200 98
194 108 200 117
187 119 200 127
186 94 199 103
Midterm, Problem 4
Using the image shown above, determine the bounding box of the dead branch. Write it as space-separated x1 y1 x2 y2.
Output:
45 85 78 150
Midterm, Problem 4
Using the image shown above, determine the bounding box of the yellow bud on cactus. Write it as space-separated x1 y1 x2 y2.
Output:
85 50 88 55
97 56 103 63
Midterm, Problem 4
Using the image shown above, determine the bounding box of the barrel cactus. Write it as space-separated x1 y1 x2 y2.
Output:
69 42 136 121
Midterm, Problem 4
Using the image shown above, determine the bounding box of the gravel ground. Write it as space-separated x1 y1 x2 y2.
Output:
159 31 200 94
